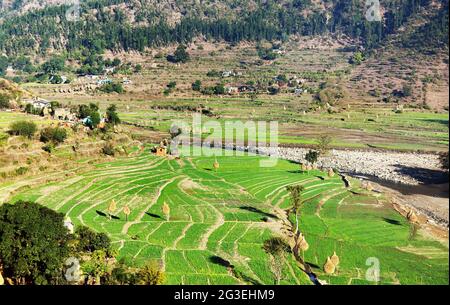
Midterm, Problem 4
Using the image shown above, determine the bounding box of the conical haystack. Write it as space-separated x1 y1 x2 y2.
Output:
213 160 220 170
324 257 336 275
407 210 418 223
328 168 335 178
330 251 340 266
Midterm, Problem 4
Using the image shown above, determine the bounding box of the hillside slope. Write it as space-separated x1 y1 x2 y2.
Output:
0 0 445 56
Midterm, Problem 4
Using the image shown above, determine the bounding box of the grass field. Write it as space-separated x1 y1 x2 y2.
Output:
7 149 448 285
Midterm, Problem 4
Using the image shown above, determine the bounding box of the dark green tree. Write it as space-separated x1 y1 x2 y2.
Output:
0 201 72 285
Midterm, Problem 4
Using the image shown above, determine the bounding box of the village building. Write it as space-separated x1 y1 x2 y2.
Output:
54 108 77 121
222 70 234 78
97 78 112 86
23 97 51 110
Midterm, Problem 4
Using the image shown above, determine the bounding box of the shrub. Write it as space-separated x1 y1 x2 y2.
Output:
15 166 29 176
9 121 37 138
136 262 165 285
0 201 72 285
305 150 320 165
102 143 115 156
40 127 67 144
317 135 333 154
0 93 10 109
99 82 124 94
106 104 121 126
42 143 55 153
75 226 111 253
192 80 202 91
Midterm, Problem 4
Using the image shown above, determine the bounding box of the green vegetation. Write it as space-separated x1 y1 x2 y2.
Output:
0 201 72 285
1 0 445 59
9 120 37 138
7 150 448 285
0 93 9 109
40 126 68 144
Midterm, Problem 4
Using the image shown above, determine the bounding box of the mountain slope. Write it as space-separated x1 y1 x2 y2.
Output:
0 0 445 56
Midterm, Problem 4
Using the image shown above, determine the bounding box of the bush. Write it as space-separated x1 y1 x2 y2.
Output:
106 104 121 126
167 45 190 63
9 121 37 138
305 150 320 165
0 201 72 285
102 143 115 156
15 166 29 176
136 262 165 285
75 226 111 253
99 82 124 94
192 80 202 91
0 93 10 109
40 127 67 144
42 143 55 153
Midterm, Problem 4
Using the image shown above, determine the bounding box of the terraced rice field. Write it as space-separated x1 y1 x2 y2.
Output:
9 150 449 285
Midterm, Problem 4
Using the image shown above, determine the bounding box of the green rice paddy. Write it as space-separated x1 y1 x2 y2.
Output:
9 150 449 285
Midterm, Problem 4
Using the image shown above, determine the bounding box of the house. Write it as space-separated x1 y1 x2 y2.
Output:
238 85 256 93
222 70 234 78
122 78 132 85
225 85 239 95
24 97 51 110
295 88 304 95
54 108 76 121
97 79 112 85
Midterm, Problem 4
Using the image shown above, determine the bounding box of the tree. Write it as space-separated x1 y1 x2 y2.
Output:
0 94 10 109
213 83 225 95
0 56 8 76
162 202 170 221
192 80 202 91
350 52 365 65
75 226 111 253
106 104 121 126
40 127 67 145
305 150 319 166
9 121 37 139
286 185 305 234
0 201 72 285
42 56 65 74
317 135 333 155
81 249 109 285
136 261 165 285
123 205 131 222
402 84 413 97
263 237 290 285
167 81 177 90
169 45 190 63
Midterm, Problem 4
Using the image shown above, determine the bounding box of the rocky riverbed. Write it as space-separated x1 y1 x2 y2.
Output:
255 146 446 186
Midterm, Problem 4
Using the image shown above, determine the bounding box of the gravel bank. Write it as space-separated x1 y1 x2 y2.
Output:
241 146 446 185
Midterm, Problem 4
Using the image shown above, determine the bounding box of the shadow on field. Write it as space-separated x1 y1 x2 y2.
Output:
383 218 402 226
209 255 263 285
209 256 233 268
240 206 278 219
420 118 449 126
96 210 107 217
146 212 163 219
96 210 120 220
